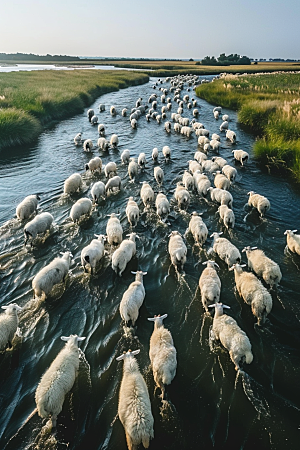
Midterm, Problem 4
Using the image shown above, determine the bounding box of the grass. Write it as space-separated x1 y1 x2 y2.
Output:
195 72 300 181
0 70 149 150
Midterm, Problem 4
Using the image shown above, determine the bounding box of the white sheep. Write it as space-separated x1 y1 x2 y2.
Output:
140 182 155 208
242 246 282 288
164 121 171 133
131 118 138 129
208 187 233 208
110 105 116 116
91 181 106 204
16 194 40 220
64 173 83 195
98 123 105 135
189 160 202 174
230 263 272 326
218 205 235 229
116 350 154 450
106 213 123 245
226 129 236 143
87 109 94 122
212 157 228 169
154 166 164 185
213 110 219 119
74 133 82 146
122 108 128 116
284 229 300 255
222 164 237 182
120 271 147 326
209 303 253 371
247 191 270 217
213 106 222 113
83 139 93 152
189 212 208 246
121 149 131 164
99 104 105 112
194 151 207 164
211 133 220 141
232 149 249 165
156 115 161 124
97 137 109 151
199 261 221 312
32 251 73 299
110 134 119 147
220 121 229 131
126 197 139 227
210 139 221 152
168 231 187 272
210 232 241 267
35 334 86 429
162 145 171 161
0 303 22 350
156 193 170 221
70 198 93 222
174 122 181 133
148 314 177 399
81 234 106 274
214 172 231 191
202 160 221 174
90 115 98 125
128 158 138 182
112 233 137 276
197 136 210 148
196 174 211 197
24 212 54 245
85 156 102 174
152 148 159 161
105 176 122 194
174 183 190 209
104 161 117 178
138 152 147 169
222 114 229 121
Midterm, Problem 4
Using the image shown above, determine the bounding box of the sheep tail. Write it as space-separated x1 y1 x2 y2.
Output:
245 351 253 365
7 408 38 444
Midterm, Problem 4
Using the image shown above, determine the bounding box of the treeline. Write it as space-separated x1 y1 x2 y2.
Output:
0 53 80 61
197 53 251 66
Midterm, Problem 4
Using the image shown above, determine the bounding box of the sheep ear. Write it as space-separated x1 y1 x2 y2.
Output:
61 336 70 341
142 272 147 275
213 262 220 269
202 261 208 265
160 314 168 320
77 337 86 341
229 265 235 271
292 229 297 233
148 317 156 321
222 304 230 309
131 350 140 356
131 271 137 275
251 246 257 250
208 304 216 308
241 264 247 268
116 354 125 361
1 306 8 310
218 232 223 236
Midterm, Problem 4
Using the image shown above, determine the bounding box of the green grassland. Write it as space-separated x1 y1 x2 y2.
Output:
196 72 300 181
0 70 149 149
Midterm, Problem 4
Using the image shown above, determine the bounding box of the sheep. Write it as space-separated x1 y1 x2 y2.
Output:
197 128 209 137
202 160 220 174
140 182 155 208
222 164 237 182
130 112 138 122
110 134 119 147
81 234 106 275
198 136 210 148
194 151 207 164
174 122 181 133
122 108 128 117
97 137 109 151
199 261 221 312
203 143 211 153
64 173 83 195
106 213 123 245
284 229 300 255
138 152 147 169
211 133 220 141
128 158 138 182
162 145 171 161
154 166 164 185
116 349 154 450
208 187 233 208
91 181 106 204
220 121 229 132
242 246 282 288
210 139 221 153
121 149 131 164
247 191 270 216
120 271 147 326
35 334 86 429
164 121 171 133
131 118 138 129
126 197 139 228
105 176 122 194
214 172 231 191
98 123 105 135
188 212 208 246
226 129 236 143
232 149 249 165
212 157 228 169
90 115 98 125
218 205 235 229
99 104 105 112
70 198 93 222
209 303 253 371
213 106 222 113
0 303 22 350
152 147 159 161
213 110 219 119
156 193 170 221
222 114 229 121
110 105 116 116
104 161 117 178
112 233 137 276
146 113 151 121
189 160 202 174
193 109 199 117
32 251 73 299
83 139 93 152
24 212 54 245
174 183 190 209
148 314 177 399
210 232 241 267
230 263 272 326
87 109 94 122
156 115 162 124
85 156 102 174
196 174 211 197
168 231 187 272
16 194 40 220
74 133 82 146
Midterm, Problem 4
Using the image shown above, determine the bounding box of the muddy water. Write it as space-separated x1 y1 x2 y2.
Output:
0 76 299 450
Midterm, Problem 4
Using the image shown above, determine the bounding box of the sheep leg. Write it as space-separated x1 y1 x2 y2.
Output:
6 341 13 349
125 431 136 450
51 415 57 434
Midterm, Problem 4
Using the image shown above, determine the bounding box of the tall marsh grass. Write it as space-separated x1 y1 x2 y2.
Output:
196 72 300 181
0 70 149 149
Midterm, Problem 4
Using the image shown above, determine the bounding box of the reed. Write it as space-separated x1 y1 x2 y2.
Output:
0 70 149 149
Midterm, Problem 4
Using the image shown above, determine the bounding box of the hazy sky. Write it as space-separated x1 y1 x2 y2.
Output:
1 0 299 59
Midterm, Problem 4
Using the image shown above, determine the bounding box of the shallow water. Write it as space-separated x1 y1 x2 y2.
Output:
0 76 299 450
0 63 148 72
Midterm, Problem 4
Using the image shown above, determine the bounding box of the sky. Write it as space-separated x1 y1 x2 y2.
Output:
1 0 300 60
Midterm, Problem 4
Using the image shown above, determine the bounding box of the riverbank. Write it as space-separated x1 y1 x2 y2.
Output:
196 72 300 181
0 70 149 150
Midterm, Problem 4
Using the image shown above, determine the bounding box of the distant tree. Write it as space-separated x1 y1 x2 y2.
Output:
189 58 194 61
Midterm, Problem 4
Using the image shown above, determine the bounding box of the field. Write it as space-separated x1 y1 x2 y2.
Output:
196 72 300 181
0 70 149 149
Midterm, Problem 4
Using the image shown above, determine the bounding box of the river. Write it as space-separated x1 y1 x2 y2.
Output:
0 76 299 450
